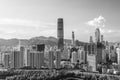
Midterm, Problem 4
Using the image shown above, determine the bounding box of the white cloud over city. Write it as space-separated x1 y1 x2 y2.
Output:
86 15 106 28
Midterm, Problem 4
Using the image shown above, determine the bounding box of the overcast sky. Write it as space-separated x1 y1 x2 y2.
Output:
0 0 120 42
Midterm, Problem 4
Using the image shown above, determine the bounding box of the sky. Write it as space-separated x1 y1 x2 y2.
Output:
0 0 120 42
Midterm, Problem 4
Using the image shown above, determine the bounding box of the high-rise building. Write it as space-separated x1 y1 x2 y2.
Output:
96 43 103 64
116 47 120 64
89 36 93 43
55 50 61 69
71 51 78 64
87 54 96 72
10 51 20 68
31 44 45 52
4 53 10 68
24 49 30 66
49 51 54 69
101 35 104 42
26 51 44 68
36 44 45 52
78 47 86 63
19 46 25 68
57 18 64 50
95 28 100 43
72 31 75 46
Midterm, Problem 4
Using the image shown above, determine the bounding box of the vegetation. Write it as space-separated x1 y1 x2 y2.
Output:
0 69 119 80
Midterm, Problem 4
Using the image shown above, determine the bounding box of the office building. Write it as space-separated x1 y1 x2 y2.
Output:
78 47 86 63
4 53 10 68
89 36 93 43
55 50 61 69
10 51 20 68
49 51 54 69
72 31 75 46
26 51 44 68
116 47 120 64
57 18 64 50
95 28 100 43
19 46 25 68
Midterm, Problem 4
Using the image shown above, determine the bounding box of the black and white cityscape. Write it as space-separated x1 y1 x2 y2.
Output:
0 0 120 80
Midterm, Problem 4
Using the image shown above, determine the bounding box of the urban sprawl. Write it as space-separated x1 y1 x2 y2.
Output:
1 18 120 80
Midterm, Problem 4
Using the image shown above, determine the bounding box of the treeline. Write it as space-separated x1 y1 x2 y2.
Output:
0 70 119 80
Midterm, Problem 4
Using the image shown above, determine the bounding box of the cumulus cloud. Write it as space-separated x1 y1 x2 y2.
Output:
86 15 106 28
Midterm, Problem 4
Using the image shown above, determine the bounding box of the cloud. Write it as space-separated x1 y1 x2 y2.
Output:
0 18 55 29
86 15 106 28
100 28 115 34
0 18 56 39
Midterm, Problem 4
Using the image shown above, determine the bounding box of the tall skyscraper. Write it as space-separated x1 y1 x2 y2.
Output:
95 28 100 43
57 18 64 50
72 31 75 46
56 50 61 69
89 36 93 43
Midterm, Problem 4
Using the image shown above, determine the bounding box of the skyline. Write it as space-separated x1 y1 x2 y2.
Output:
0 0 120 42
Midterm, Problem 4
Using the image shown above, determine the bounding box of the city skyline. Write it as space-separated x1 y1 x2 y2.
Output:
0 0 120 42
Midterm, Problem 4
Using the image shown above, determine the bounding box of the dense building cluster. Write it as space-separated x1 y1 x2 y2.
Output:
0 18 120 79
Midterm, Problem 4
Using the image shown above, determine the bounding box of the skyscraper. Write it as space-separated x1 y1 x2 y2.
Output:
101 35 104 42
19 46 25 68
95 28 100 43
26 51 44 68
57 18 64 50
10 51 20 68
89 36 93 43
116 47 120 64
49 51 54 69
72 31 75 46
4 53 10 69
56 50 61 69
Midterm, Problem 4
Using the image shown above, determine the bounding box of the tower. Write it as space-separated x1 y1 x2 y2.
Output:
57 18 64 50
101 35 103 42
72 31 75 46
95 28 100 43
89 36 93 43
49 51 54 69
56 50 61 69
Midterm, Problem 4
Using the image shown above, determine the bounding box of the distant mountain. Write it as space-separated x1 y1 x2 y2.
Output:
0 36 71 47
0 36 87 48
